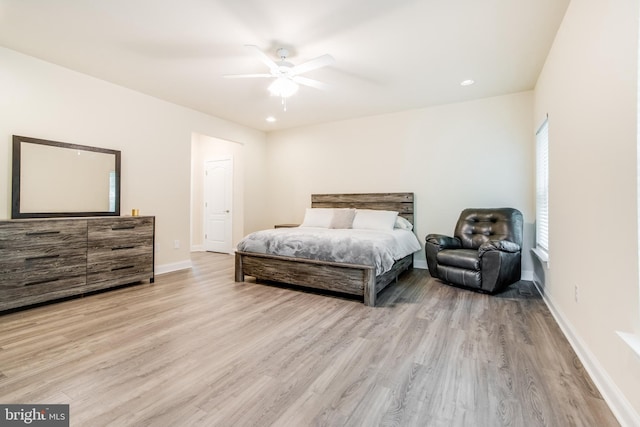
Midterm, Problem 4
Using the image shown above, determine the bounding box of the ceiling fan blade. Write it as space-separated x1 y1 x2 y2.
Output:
223 73 273 79
291 54 335 75
245 44 279 73
292 76 329 90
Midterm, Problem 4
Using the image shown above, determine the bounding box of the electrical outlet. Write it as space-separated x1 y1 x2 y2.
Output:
574 285 579 303
174 240 180 249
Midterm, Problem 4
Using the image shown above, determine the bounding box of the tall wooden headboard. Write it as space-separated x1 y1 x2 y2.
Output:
311 193 414 225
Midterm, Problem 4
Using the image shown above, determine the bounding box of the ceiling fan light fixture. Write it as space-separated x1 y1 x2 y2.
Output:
268 77 299 98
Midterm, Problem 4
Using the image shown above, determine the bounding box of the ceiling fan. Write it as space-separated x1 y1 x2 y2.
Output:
224 45 335 106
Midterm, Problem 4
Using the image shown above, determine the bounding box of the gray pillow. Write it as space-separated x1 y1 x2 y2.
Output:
329 208 356 229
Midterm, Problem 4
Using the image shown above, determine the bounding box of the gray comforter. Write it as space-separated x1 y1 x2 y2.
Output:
236 227 421 275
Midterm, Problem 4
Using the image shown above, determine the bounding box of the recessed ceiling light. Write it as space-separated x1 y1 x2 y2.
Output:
266 116 276 123
460 79 475 86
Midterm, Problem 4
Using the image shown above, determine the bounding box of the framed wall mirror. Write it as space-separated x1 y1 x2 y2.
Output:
12 135 121 218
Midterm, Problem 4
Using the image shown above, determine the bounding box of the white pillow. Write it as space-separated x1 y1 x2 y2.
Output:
300 208 334 228
394 216 413 231
352 209 398 231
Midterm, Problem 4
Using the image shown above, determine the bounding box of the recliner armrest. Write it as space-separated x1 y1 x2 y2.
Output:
478 240 521 256
425 234 462 250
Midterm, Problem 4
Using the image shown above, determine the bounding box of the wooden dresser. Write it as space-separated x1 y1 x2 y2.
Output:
0 216 154 312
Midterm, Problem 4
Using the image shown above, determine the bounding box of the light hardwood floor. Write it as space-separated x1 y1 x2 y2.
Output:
0 252 619 426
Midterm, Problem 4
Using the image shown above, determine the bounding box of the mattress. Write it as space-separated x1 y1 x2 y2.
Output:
236 227 421 276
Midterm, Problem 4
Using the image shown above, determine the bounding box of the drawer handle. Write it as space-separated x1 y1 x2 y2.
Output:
26 231 61 236
112 265 135 271
25 254 60 262
25 278 60 286
112 226 136 230
112 246 135 251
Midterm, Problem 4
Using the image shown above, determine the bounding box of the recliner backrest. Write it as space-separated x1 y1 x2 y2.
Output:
454 208 523 250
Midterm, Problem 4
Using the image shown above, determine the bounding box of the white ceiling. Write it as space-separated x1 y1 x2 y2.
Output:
0 0 569 132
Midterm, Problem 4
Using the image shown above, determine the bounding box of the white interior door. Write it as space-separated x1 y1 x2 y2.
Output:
204 158 233 254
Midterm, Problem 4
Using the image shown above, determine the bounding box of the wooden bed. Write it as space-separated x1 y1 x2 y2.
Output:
234 193 416 306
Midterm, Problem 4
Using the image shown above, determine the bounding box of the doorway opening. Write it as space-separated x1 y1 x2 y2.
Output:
190 133 244 254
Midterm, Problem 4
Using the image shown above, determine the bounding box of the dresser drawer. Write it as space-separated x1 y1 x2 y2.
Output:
0 274 87 299
88 217 154 248
0 220 87 251
0 274 89 311
0 245 86 266
0 250 87 287
87 253 153 285
87 244 153 266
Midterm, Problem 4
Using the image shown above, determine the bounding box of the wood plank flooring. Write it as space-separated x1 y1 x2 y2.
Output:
0 252 619 426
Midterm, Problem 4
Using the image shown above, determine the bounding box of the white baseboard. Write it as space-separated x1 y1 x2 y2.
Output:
156 259 192 275
521 269 533 281
532 280 640 427
191 245 205 252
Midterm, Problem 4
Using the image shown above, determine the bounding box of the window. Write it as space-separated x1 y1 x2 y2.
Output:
535 117 549 261
109 171 117 212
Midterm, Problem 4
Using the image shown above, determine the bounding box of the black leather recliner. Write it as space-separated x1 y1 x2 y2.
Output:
425 208 523 293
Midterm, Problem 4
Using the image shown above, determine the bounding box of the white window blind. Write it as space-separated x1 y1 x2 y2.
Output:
536 118 549 256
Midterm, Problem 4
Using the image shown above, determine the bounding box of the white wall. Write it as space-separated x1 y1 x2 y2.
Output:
265 91 535 273
0 47 268 273
533 0 640 424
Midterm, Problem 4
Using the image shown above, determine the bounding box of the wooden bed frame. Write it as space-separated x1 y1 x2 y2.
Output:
234 193 415 306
